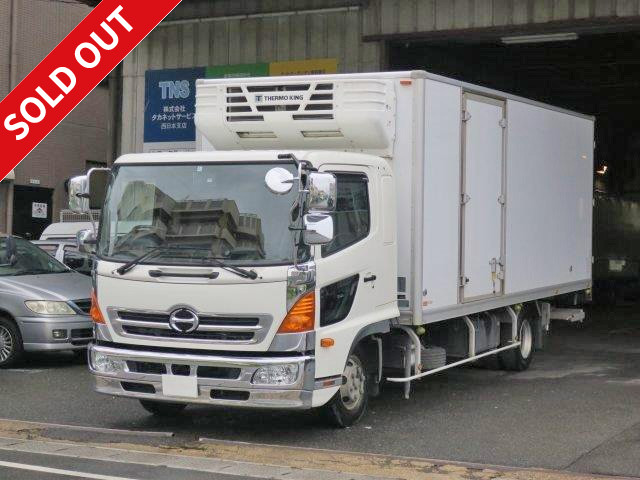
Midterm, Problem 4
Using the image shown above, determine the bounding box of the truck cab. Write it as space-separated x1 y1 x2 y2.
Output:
78 149 397 426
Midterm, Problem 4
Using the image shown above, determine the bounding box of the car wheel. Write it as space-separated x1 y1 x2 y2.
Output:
0 316 23 369
323 347 369 428
139 400 187 416
499 316 535 371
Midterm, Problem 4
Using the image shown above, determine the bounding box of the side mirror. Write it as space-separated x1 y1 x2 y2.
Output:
68 168 110 213
265 167 294 195
77 229 97 255
303 213 334 245
307 172 336 212
68 175 89 213
88 168 110 209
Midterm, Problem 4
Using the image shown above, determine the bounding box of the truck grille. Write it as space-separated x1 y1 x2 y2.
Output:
122 326 254 341
109 309 272 345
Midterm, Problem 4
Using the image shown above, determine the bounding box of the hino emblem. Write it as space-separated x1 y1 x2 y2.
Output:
168 308 199 334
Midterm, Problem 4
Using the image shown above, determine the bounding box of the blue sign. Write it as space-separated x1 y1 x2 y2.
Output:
143 67 205 143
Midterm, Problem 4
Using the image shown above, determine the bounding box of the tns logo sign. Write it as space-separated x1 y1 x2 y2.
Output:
158 80 190 100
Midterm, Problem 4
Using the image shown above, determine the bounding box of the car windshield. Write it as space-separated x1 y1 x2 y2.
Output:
0 237 69 276
98 161 308 266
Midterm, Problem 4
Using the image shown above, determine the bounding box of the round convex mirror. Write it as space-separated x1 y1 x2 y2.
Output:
265 167 294 195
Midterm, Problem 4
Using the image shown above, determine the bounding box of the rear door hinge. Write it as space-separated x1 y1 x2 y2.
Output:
462 110 471 122
461 193 471 205
499 118 507 128
459 275 470 287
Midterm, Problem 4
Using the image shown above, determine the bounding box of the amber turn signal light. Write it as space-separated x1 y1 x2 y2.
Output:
320 338 335 348
90 289 106 324
278 291 315 333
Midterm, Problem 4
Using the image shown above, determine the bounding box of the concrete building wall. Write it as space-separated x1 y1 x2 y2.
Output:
0 182 10 234
119 0 640 154
0 0 109 233
0 0 10 99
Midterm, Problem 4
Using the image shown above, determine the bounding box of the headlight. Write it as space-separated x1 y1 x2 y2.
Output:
252 364 299 385
25 301 75 316
90 350 126 374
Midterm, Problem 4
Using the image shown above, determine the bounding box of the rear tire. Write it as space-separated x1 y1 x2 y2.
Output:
499 316 535 371
323 347 369 428
0 316 23 369
139 400 187 416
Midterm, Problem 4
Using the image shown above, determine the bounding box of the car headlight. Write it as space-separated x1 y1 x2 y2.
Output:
90 350 126 374
25 301 76 316
251 364 299 385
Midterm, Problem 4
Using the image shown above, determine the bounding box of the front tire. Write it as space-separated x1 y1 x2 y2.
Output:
0 316 23 368
499 316 535 371
323 348 369 428
139 400 187 417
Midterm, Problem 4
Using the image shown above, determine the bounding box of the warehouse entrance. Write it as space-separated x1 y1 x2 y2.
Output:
389 30 640 306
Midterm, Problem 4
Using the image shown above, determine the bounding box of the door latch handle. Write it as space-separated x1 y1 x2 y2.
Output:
363 274 377 283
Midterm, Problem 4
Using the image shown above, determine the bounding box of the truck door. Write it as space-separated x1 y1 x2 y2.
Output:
460 93 506 301
313 165 397 379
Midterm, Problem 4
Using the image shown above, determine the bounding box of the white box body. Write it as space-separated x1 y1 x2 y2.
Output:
195 71 594 326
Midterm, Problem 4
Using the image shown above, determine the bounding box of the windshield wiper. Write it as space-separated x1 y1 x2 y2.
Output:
115 246 176 275
115 246 258 280
202 258 258 280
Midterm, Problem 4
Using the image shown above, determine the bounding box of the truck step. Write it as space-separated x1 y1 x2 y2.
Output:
550 308 585 323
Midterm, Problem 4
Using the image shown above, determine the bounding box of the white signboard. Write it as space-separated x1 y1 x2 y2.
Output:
32 202 48 219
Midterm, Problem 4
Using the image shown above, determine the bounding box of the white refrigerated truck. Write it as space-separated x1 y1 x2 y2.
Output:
70 71 594 426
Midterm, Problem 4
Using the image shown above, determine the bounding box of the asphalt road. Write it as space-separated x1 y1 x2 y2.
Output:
1 305 640 477
0 449 258 480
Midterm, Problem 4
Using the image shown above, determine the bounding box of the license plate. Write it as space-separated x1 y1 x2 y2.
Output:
161 375 198 398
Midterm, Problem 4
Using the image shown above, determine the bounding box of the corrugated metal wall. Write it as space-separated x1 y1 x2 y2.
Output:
120 0 640 154
121 1 379 153
365 0 640 35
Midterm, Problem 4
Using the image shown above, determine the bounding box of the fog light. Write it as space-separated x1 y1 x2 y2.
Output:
91 350 126 374
251 364 299 385
52 329 68 340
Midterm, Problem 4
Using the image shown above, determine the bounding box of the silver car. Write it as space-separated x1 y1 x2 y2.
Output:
0 235 93 367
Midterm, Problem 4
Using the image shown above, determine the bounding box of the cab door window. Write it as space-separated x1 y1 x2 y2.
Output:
321 173 370 257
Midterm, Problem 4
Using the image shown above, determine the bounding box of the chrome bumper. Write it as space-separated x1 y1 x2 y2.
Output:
88 343 317 409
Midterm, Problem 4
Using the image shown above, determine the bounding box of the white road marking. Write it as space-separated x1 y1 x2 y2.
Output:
0 460 139 480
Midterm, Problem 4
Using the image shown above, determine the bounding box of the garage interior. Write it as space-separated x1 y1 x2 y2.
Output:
388 27 640 306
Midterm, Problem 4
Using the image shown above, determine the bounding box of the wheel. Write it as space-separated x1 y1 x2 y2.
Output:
0 316 23 368
139 400 187 416
323 348 369 428
499 316 535 371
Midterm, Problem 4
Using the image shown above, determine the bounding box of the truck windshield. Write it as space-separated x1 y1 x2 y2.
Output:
98 162 306 267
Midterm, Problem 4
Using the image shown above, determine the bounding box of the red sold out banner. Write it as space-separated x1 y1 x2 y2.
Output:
0 0 182 181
